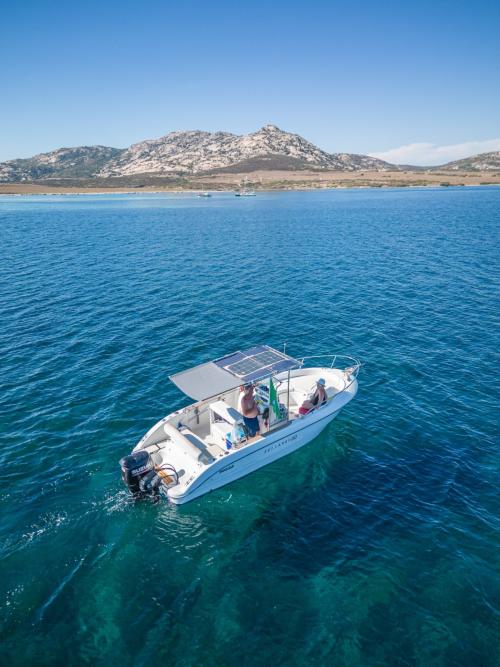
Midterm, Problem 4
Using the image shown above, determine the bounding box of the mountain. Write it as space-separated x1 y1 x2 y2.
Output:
0 146 123 182
98 125 392 176
437 151 500 171
2 127 499 184
0 125 392 182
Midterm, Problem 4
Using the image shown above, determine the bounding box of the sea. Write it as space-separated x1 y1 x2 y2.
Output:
0 187 498 666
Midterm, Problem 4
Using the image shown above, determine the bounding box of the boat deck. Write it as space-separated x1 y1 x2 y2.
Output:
135 367 351 475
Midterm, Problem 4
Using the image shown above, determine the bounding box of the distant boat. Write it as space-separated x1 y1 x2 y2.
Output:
198 192 212 198
235 178 256 197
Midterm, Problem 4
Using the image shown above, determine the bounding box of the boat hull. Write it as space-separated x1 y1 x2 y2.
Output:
166 407 341 504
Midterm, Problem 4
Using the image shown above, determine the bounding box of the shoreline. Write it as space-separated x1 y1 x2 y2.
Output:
1 168 499 196
1 184 499 197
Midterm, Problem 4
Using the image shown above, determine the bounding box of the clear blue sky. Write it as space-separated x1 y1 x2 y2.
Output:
1 0 499 164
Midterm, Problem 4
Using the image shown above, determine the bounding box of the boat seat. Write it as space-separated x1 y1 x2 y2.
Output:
163 423 215 465
179 427 215 464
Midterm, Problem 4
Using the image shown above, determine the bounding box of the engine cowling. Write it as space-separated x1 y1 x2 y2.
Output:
120 450 153 496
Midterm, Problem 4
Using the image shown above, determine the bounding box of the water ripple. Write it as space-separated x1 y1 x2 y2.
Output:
0 189 499 665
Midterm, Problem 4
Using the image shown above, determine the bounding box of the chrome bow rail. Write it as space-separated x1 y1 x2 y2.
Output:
299 353 361 373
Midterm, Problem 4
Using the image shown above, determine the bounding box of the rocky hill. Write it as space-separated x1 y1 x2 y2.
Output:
0 125 392 182
0 146 122 182
3 126 496 183
438 151 500 171
99 125 392 176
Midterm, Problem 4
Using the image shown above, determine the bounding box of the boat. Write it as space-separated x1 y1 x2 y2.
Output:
119 345 360 505
198 192 212 198
235 178 256 197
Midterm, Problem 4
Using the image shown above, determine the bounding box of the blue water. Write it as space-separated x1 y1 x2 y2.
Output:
0 188 499 666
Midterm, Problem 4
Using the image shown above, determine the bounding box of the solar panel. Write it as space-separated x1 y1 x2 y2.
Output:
215 345 300 381
226 358 262 376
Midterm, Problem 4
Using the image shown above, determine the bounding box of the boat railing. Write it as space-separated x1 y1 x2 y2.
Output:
299 353 361 374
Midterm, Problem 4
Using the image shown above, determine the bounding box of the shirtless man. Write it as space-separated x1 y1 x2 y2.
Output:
239 383 261 437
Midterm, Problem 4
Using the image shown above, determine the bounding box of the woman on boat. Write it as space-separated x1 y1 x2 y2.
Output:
299 378 328 415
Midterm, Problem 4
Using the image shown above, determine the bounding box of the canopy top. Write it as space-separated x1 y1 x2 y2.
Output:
170 345 301 401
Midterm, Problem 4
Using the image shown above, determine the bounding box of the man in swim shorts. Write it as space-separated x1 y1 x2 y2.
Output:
239 383 261 437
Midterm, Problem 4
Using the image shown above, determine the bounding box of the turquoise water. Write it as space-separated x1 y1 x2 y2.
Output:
0 188 499 666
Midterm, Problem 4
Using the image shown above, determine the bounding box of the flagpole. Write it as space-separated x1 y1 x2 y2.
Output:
287 370 290 424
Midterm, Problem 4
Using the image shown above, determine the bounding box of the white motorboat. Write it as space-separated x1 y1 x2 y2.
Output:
120 345 360 504
234 190 256 197
235 178 256 196
197 192 212 198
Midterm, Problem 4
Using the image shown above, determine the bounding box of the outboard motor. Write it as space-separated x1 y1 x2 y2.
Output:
120 450 154 497
138 469 163 496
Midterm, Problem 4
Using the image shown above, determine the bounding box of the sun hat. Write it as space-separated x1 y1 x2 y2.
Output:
317 378 326 386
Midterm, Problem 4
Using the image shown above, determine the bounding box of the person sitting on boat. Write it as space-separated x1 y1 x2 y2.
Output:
299 378 328 415
238 383 261 437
